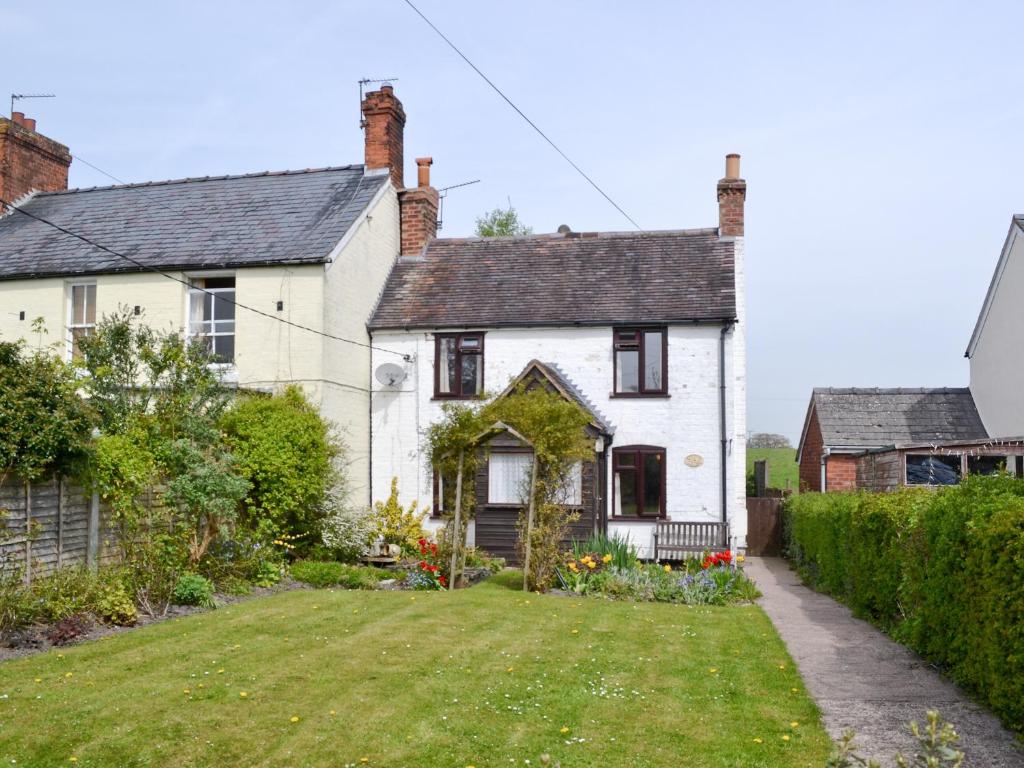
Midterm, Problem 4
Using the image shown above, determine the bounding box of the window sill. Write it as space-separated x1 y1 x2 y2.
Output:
609 393 670 399
432 395 483 401
610 516 666 522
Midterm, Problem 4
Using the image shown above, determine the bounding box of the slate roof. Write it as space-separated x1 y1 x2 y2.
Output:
369 228 736 329
0 166 389 280
806 388 988 451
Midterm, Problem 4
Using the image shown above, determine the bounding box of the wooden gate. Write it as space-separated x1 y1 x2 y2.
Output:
746 497 783 556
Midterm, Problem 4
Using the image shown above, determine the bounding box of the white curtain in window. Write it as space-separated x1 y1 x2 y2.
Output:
488 453 533 504
564 461 583 506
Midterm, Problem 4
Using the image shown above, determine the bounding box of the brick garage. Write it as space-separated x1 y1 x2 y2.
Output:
796 388 989 492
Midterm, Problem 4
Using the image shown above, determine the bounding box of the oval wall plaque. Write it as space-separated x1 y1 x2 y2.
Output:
684 454 704 468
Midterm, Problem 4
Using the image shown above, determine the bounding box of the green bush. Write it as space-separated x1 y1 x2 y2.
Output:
783 477 1024 734
221 387 340 547
94 570 137 626
172 573 215 608
290 560 344 588
30 567 97 622
336 565 391 590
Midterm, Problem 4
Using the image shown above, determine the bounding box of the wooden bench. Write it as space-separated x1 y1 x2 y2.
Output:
652 521 730 562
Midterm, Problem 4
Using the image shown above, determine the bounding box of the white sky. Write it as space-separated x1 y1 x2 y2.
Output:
5 1 1022 442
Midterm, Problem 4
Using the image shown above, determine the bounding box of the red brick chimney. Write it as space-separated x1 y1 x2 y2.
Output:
717 153 746 237
361 85 406 189
0 113 71 209
399 157 438 256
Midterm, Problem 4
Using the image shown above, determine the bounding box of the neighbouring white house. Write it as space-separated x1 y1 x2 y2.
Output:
367 157 748 560
0 86 437 506
967 215 1024 437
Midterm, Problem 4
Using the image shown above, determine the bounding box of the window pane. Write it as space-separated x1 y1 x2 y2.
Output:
488 453 532 504
85 285 97 324
641 452 663 516
459 335 480 350
643 331 663 390
202 276 236 289
564 462 583 506
460 353 481 396
906 454 961 486
214 292 236 321
438 338 457 394
968 455 1005 476
616 468 637 516
188 292 204 326
212 321 235 335
213 335 235 364
71 327 92 360
616 349 639 393
72 285 86 325
615 451 636 468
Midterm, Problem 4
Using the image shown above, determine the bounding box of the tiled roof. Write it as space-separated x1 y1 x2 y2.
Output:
369 228 736 329
810 388 988 449
0 166 389 280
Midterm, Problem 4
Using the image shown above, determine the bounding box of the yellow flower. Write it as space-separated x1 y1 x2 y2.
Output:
586 561 596 569
330 710 336 716
736 554 746 563
790 721 799 728
560 726 570 734
782 734 791 742
791 687 799 693
217 669 224 674
183 688 191 695
239 691 248 698
65 672 73 678
778 664 786 670
506 667 514 673
571 629 579 635
753 737 763 744
69 759 78 764
602 553 613 563
568 562 579 572
360 759 369 764
708 668 718 674
663 564 672 573
290 716 300 723
34 678 41 683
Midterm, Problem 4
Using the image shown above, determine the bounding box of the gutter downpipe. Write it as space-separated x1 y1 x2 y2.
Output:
719 321 735 524
821 447 830 492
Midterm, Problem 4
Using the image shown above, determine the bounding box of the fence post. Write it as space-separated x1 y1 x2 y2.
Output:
87 490 100 572
754 459 769 498
24 481 32 584
56 475 64 569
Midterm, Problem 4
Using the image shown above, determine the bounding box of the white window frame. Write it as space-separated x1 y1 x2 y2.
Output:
185 272 237 368
66 281 97 361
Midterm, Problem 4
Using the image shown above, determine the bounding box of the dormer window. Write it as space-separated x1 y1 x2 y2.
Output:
435 333 484 398
613 327 666 395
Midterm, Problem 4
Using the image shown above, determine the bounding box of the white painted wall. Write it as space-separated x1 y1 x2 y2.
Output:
0 177 401 508
970 226 1024 437
370 320 748 557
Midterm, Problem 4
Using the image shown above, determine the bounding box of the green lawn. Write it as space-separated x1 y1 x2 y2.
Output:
747 447 799 491
0 571 831 767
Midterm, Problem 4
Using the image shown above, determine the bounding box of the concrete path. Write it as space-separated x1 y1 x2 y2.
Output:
745 556 1024 767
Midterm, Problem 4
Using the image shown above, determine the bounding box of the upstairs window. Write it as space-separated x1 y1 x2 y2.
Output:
435 333 483 398
613 446 665 518
614 328 666 395
68 282 96 360
188 276 236 364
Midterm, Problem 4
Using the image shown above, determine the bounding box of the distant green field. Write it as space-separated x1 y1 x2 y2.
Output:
747 447 799 491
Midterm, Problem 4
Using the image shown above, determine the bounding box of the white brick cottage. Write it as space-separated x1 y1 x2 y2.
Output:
368 157 748 558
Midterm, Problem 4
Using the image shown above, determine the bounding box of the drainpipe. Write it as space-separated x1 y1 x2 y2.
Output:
719 322 734 524
821 447 830 492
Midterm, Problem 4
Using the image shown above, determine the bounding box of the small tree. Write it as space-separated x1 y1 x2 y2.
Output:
748 432 792 449
475 206 533 237
371 477 428 555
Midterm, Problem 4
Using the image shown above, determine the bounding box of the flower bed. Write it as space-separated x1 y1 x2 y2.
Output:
555 536 759 605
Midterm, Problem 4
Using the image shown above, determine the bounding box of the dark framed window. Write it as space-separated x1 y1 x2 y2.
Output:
612 445 666 518
434 333 484 398
905 454 962 486
613 328 666 395
968 455 1006 476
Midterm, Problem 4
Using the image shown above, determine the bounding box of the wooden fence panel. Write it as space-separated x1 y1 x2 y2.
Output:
746 497 784 556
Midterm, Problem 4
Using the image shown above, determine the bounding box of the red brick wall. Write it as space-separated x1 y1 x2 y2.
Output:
799 406 824 491
0 116 71 208
717 178 746 237
825 455 858 491
398 186 438 256
361 86 405 189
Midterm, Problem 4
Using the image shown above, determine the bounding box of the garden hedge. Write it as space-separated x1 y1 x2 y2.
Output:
782 476 1024 734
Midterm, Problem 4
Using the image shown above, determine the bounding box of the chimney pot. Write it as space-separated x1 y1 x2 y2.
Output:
11 111 24 126
725 153 741 179
557 224 571 234
23 117 36 132
415 157 433 188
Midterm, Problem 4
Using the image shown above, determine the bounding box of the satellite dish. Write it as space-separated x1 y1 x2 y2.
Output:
375 362 407 388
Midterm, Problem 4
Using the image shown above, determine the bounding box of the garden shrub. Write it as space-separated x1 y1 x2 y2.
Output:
0 570 35 635
30 566 97 623
172 573 215 608
94 575 137 626
783 477 1024 734
369 478 428 556
336 565 390 590
320 503 375 562
221 387 340 546
45 613 94 646
289 560 344 588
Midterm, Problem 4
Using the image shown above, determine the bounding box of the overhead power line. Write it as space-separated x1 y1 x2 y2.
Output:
0 197 408 360
400 0 643 231
71 154 127 186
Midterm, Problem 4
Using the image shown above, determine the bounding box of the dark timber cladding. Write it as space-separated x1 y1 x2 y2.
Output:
368 228 737 329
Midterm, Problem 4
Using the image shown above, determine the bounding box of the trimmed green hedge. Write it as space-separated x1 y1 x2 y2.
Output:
783 476 1024 734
